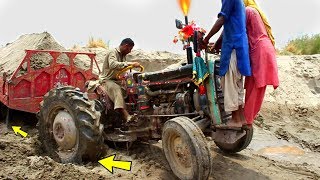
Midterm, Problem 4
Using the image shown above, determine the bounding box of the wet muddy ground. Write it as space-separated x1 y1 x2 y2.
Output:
0 114 319 180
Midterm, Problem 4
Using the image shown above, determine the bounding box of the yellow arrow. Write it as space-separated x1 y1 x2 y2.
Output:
98 154 132 174
12 126 28 138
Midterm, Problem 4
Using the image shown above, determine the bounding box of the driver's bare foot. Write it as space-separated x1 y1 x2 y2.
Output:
125 113 138 123
215 120 243 129
216 109 244 128
238 105 248 125
230 109 243 127
225 120 243 128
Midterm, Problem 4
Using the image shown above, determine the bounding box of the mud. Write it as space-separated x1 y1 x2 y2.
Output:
1 120 319 180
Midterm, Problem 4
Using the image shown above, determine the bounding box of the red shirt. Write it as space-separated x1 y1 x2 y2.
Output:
245 7 279 89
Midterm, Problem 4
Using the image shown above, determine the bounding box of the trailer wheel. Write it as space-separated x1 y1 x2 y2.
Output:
162 116 211 180
214 126 253 153
0 103 7 121
38 86 104 163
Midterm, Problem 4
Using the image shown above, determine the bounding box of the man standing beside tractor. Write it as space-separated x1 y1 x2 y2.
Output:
202 0 279 128
243 0 279 126
202 0 251 128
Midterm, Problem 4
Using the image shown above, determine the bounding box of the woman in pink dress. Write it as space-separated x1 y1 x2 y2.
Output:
244 1 279 125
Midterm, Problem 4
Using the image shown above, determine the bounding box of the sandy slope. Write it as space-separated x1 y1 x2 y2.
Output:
261 55 320 152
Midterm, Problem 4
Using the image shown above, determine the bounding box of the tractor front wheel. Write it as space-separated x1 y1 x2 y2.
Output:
162 116 212 180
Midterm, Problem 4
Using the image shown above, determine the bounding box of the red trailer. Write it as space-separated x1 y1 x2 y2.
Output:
0 49 100 115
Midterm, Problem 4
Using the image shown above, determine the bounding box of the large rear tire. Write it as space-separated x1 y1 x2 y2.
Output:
162 116 211 180
38 86 104 163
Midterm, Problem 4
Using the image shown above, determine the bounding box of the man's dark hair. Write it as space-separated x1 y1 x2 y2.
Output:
120 38 134 46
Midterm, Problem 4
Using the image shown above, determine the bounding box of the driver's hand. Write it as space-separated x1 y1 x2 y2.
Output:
200 37 209 50
96 85 107 96
128 61 140 67
199 39 207 50
212 42 221 54
202 37 209 46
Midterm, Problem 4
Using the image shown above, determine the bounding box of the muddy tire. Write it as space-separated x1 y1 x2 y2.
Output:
38 86 104 163
214 126 253 153
162 116 211 180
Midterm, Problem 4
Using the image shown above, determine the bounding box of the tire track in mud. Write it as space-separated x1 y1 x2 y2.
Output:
1 120 320 180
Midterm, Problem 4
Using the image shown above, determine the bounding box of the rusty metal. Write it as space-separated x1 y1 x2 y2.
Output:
145 88 180 96
143 77 192 87
116 127 153 134
139 64 192 82
212 129 246 144
138 112 198 118
103 131 137 142
194 118 210 131
191 116 201 122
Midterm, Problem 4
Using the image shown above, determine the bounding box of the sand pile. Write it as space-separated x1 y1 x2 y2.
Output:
260 55 320 152
0 32 186 78
0 32 65 78
71 46 187 73
126 49 186 72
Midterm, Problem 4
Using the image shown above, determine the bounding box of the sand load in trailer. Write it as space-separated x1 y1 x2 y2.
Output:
0 32 101 114
0 32 66 78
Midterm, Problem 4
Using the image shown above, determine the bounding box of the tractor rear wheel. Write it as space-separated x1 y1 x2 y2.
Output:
38 86 104 163
162 116 212 180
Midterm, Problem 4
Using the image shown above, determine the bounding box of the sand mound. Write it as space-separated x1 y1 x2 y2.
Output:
70 47 187 73
0 32 65 78
127 49 186 72
0 32 186 79
261 55 320 151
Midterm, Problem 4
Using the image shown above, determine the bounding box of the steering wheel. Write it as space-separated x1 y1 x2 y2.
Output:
116 65 144 80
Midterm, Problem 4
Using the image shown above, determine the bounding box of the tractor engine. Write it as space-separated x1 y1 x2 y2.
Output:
133 63 195 116
151 91 192 115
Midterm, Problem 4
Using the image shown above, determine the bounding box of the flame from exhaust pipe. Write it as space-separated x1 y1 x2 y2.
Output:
178 0 191 16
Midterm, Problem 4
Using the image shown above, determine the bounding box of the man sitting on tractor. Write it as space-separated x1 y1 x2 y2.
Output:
92 38 141 123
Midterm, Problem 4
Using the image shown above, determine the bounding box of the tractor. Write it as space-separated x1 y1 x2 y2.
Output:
0 23 253 180
37 25 253 180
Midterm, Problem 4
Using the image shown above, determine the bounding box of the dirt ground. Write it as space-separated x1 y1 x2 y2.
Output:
0 116 319 180
1 33 320 179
